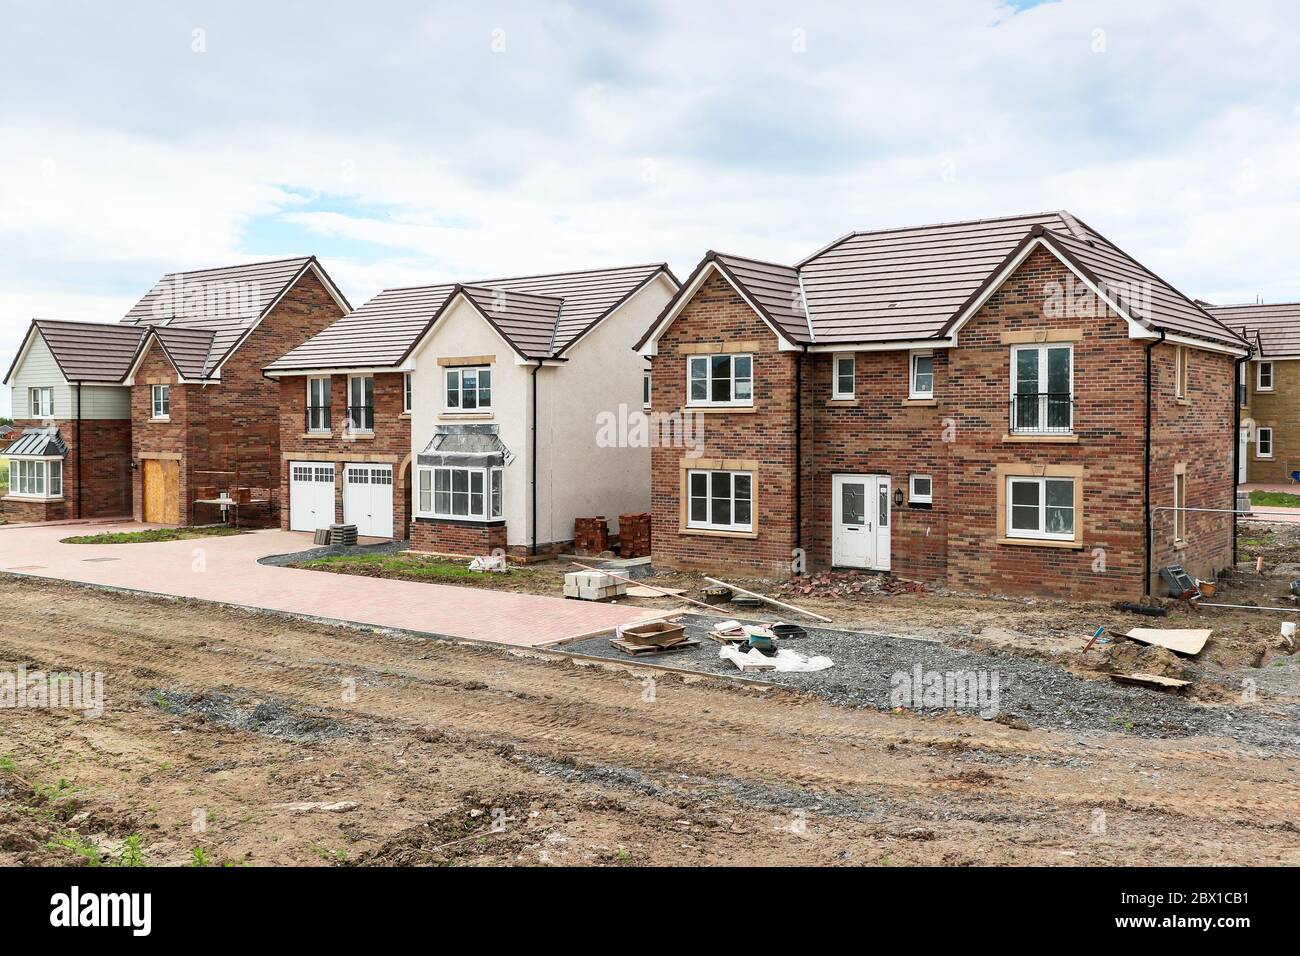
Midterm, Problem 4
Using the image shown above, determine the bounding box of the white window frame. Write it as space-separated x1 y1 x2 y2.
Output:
1174 346 1189 399
306 376 331 433
1005 475 1076 542
8 456 62 499
686 469 753 532
686 354 753 408
1257 426 1274 459
403 372 412 415
643 370 652 409
1173 468 1188 544
1258 361 1275 391
444 366 493 412
832 353 855 400
415 464 503 521
150 383 170 421
29 386 53 418
347 374 375 432
909 474 933 505
1009 343 1074 434
909 351 934 400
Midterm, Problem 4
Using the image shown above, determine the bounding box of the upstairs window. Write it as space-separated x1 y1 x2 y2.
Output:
403 373 412 414
150 384 170 420
29 387 53 418
833 354 855 399
446 366 492 411
687 354 752 407
643 370 652 409
347 375 374 431
1010 343 1073 434
909 352 933 400
1175 346 1189 399
306 377 331 432
1258 362 1275 391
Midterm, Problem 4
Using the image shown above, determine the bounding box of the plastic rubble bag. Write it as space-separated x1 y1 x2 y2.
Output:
718 645 833 672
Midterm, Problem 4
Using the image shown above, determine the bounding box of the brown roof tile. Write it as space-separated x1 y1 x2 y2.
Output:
1205 302 1300 357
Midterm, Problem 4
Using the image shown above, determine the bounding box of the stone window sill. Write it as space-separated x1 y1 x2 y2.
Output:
902 398 937 407
2 495 64 503
440 412 494 421
300 432 333 440
997 536 1084 550
682 405 757 415
149 417 170 423
679 526 759 539
1002 434 1079 444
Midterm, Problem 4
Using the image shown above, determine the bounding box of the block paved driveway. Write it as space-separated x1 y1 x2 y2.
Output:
0 521 659 647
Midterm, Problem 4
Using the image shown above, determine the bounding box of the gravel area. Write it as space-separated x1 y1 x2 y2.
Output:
256 538 410 568
561 613 1300 752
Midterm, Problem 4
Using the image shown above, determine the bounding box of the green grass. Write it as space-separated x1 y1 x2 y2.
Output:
297 551 530 585
60 526 243 545
1249 490 1300 508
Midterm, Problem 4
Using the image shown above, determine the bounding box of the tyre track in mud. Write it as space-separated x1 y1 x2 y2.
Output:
0 576 1297 864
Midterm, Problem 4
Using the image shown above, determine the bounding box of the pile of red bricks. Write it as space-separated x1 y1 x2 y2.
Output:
573 516 610 556
618 512 652 558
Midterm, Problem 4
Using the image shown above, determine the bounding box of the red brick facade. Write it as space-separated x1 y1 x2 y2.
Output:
411 517 506 556
2 416 131 523
131 269 345 526
276 371 411 537
650 251 1238 600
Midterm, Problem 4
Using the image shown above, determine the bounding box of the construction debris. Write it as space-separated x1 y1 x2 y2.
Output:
1118 627 1211 657
704 576 833 623
610 619 698 656
780 571 923 598
626 584 685 598
1109 672 1192 691
468 554 508 573
718 644 833 673
563 570 627 601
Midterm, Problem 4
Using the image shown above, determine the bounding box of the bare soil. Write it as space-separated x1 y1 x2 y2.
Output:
0 574 1297 867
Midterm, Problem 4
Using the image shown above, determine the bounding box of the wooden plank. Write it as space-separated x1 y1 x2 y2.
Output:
163 459 180 524
142 459 162 523
1121 628 1211 657
1110 672 1192 690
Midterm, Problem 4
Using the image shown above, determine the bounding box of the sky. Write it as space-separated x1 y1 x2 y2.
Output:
2 0 1300 414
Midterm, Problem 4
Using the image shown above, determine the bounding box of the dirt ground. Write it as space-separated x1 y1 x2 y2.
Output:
1 570 1297 867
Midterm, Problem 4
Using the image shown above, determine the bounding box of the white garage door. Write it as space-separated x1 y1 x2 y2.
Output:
289 462 336 533
343 464 394 538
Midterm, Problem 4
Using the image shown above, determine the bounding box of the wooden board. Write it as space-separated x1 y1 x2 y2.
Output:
1110 672 1192 690
608 637 702 657
143 458 181 525
1121 628 1211 657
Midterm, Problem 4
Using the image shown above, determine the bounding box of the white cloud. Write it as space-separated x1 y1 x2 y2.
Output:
2 0 1299 419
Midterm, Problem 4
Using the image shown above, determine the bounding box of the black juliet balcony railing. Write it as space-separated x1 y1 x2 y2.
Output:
346 404 374 431
1010 392 1073 434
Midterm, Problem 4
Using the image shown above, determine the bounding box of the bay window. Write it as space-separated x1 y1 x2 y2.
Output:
9 458 62 499
687 354 752 407
686 469 753 532
416 465 504 521
446 366 492 411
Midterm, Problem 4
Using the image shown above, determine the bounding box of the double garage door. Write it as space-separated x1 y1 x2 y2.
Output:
288 462 394 539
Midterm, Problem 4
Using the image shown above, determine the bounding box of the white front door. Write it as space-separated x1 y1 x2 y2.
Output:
289 462 336 533
832 474 891 570
343 463 394 538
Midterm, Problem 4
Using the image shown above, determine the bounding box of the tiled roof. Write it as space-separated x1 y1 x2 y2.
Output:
265 263 673 372
1205 302 1300 357
643 212 1247 350
17 319 147 383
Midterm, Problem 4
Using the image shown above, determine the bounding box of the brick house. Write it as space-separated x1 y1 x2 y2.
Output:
636 212 1249 600
2 257 349 526
265 264 679 552
1205 302 1300 483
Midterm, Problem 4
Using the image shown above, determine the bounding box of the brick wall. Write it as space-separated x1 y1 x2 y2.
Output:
648 247 1239 601
2 416 131 523
649 271 799 575
1242 358 1299 482
277 371 411 537
411 517 506 555
132 269 345 526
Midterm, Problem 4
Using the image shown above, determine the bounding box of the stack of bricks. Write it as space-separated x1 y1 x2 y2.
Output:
573 516 609 556
618 512 652 558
